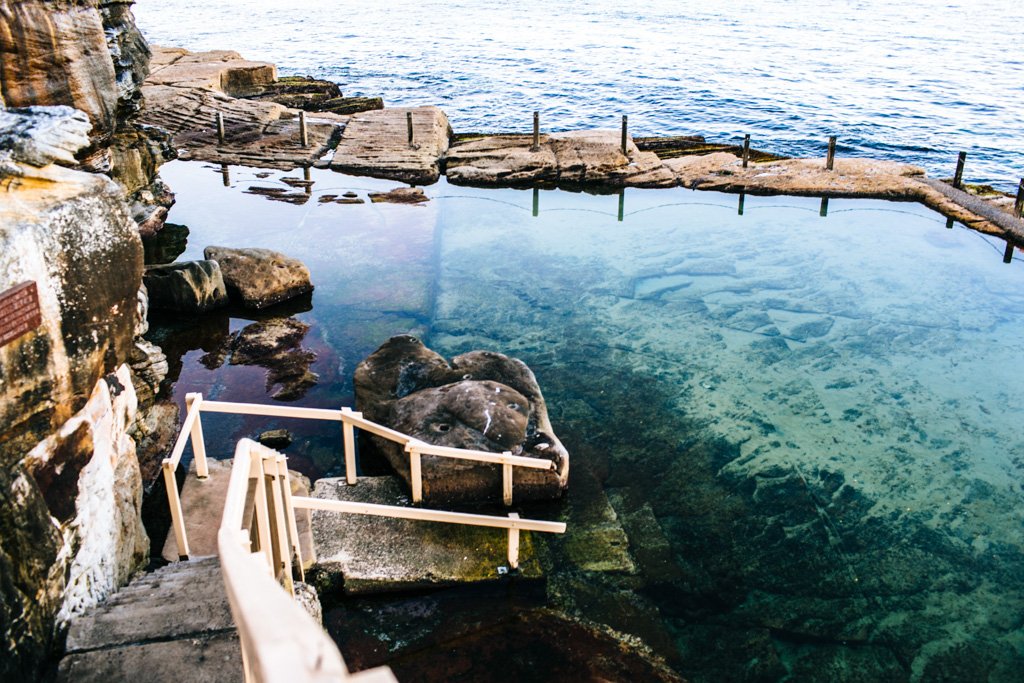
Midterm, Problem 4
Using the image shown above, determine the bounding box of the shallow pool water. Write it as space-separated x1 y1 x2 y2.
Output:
151 159 1024 681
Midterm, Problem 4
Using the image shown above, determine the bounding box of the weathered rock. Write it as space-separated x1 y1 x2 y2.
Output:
315 96 384 116
354 335 569 504
445 134 558 186
143 260 229 313
0 1 120 143
99 0 152 120
141 223 189 265
330 106 451 184
140 47 344 170
203 246 313 309
367 186 429 204
258 428 293 449
0 106 93 169
445 130 676 188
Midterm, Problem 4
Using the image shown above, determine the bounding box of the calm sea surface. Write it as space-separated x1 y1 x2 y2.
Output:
133 0 1024 190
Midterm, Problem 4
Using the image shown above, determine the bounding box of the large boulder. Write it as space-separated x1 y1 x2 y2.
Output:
143 260 228 313
204 246 314 309
354 336 569 505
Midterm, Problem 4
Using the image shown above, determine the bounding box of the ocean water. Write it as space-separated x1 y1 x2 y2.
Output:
148 160 1024 681
132 0 1024 190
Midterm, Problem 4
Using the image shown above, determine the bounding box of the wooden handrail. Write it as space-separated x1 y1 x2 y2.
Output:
405 441 555 470
218 439 396 683
201 400 342 422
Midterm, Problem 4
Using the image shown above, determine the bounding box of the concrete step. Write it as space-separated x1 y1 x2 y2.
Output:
65 558 234 652
311 475 547 595
161 457 315 568
59 557 241 683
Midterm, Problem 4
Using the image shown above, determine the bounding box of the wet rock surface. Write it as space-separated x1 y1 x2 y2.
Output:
203 245 314 309
330 106 451 184
354 336 568 504
143 260 229 313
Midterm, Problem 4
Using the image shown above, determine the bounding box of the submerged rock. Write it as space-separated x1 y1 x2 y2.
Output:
203 246 314 309
209 317 319 401
354 335 569 504
367 186 429 204
143 260 229 313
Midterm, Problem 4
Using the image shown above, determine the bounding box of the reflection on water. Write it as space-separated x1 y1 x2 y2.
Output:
151 159 1024 681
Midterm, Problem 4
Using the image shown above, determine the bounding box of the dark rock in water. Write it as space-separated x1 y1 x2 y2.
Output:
141 223 189 265
143 260 229 313
367 187 429 204
221 318 318 401
316 96 384 116
204 246 314 310
258 428 293 449
242 185 310 205
354 335 569 504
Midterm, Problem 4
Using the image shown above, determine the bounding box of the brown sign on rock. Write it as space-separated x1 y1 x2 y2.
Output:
0 281 42 348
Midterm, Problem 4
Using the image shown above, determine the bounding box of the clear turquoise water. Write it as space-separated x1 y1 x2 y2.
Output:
133 0 1024 190
151 159 1024 680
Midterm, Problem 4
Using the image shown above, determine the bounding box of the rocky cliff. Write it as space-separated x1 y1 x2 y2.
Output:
1 2 163 679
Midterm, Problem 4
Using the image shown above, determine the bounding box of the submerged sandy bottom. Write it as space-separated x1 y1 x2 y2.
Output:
155 160 1024 681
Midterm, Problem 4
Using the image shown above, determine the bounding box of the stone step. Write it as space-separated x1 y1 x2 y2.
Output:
310 475 547 595
58 631 242 683
65 558 234 653
161 458 315 569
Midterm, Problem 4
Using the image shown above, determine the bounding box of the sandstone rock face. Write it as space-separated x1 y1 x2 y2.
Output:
204 246 314 309
3 367 148 682
145 46 277 95
330 106 451 184
0 0 119 142
445 130 676 188
143 260 229 313
1 103 146 679
354 336 569 504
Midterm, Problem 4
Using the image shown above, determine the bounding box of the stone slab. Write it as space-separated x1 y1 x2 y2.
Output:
58 629 242 683
311 476 545 595
162 458 314 567
330 106 451 184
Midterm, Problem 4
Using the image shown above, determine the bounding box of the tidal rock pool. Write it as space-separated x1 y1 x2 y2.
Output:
149 159 1024 682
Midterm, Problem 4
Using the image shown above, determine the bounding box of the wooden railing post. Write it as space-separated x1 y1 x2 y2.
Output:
185 393 209 478
162 460 190 559
277 453 305 582
265 454 294 594
409 446 423 503
250 448 274 572
507 512 520 569
341 407 358 485
502 453 513 506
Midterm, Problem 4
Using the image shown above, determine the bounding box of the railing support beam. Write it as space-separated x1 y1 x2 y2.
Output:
507 513 521 569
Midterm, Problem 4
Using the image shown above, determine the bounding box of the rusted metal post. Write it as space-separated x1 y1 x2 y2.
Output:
826 136 837 170
1014 178 1024 218
820 196 829 217
220 163 230 187
953 151 967 189
621 115 628 156
742 134 750 168
407 111 414 147
299 111 308 147
216 112 225 145
1004 241 1015 264
532 111 540 151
